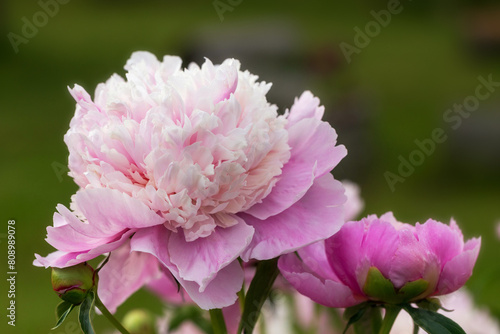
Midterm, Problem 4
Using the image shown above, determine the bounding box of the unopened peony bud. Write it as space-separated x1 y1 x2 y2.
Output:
122 309 156 334
51 263 96 305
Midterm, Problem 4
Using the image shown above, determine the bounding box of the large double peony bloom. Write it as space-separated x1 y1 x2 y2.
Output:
34 52 347 311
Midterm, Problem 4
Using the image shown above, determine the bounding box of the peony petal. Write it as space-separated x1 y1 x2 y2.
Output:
175 260 244 310
130 226 244 309
387 228 428 289
325 217 400 295
240 173 345 261
46 212 120 252
168 216 254 291
437 237 481 295
245 118 346 220
297 241 339 282
415 219 464 268
98 242 161 313
72 188 164 238
285 91 325 128
147 274 192 305
33 229 136 268
279 253 361 308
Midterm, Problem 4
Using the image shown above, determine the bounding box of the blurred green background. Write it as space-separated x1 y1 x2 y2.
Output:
1 0 500 333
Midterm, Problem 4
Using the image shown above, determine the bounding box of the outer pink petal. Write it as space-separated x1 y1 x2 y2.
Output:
245 118 346 220
33 229 136 268
279 253 361 308
73 188 164 237
147 274 192 305
297 241 339 282
325 217 400 294
173 261 244 310
286 91 325 128
130 226 243 309
46 213 118 252
222 302 241 334
415 219 464 267
325 220 366 294
240 173 346 261
437 238 481 295
168 217 254 291
98 242 161 313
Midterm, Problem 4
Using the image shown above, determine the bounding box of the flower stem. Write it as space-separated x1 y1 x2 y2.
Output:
379 305 401 334
209 308 228 334
94 295 131 334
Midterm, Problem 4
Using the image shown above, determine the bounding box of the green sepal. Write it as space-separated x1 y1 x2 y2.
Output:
78 289 96 334
362 267 429 304
52 300 75 329
363 267 397 302
398 279 429 301
403 304 466 334
416 298 442 312
238 258 280 334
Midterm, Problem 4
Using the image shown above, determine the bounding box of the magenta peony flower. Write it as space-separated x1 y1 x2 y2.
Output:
279 212 480 308
34 51 347 311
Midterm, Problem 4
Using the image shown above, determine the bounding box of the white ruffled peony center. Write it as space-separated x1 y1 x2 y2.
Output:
66 52 290 241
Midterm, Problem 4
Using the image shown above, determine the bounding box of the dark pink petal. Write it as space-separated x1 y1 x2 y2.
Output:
387 228 427 289
33 230 136 268
168 217 254 290
240 173 345 261
325 220 366 294
437 238 481 295
98 242 161 313
279 253 361 308
245 117 346 220
415 219 464 268
297 241 339 282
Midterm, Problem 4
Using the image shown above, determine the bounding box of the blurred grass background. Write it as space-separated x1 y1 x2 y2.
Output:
1 0 500 333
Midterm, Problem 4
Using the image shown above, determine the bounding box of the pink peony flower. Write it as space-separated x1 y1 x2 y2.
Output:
279 212 481 308
34 51 347 311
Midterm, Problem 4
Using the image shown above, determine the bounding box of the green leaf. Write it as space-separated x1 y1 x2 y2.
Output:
78 290 96 334
52 300 75 329
404 305 466 334
238 258 280 334
209 309 227 334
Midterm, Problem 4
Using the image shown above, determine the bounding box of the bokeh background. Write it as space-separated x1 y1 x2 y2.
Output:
1 0 500 333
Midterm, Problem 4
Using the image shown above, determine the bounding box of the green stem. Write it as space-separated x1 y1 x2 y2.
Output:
94 295 131 334
379 305 401 334
237 284 246 311
238 258 280 334
209 309 228 334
